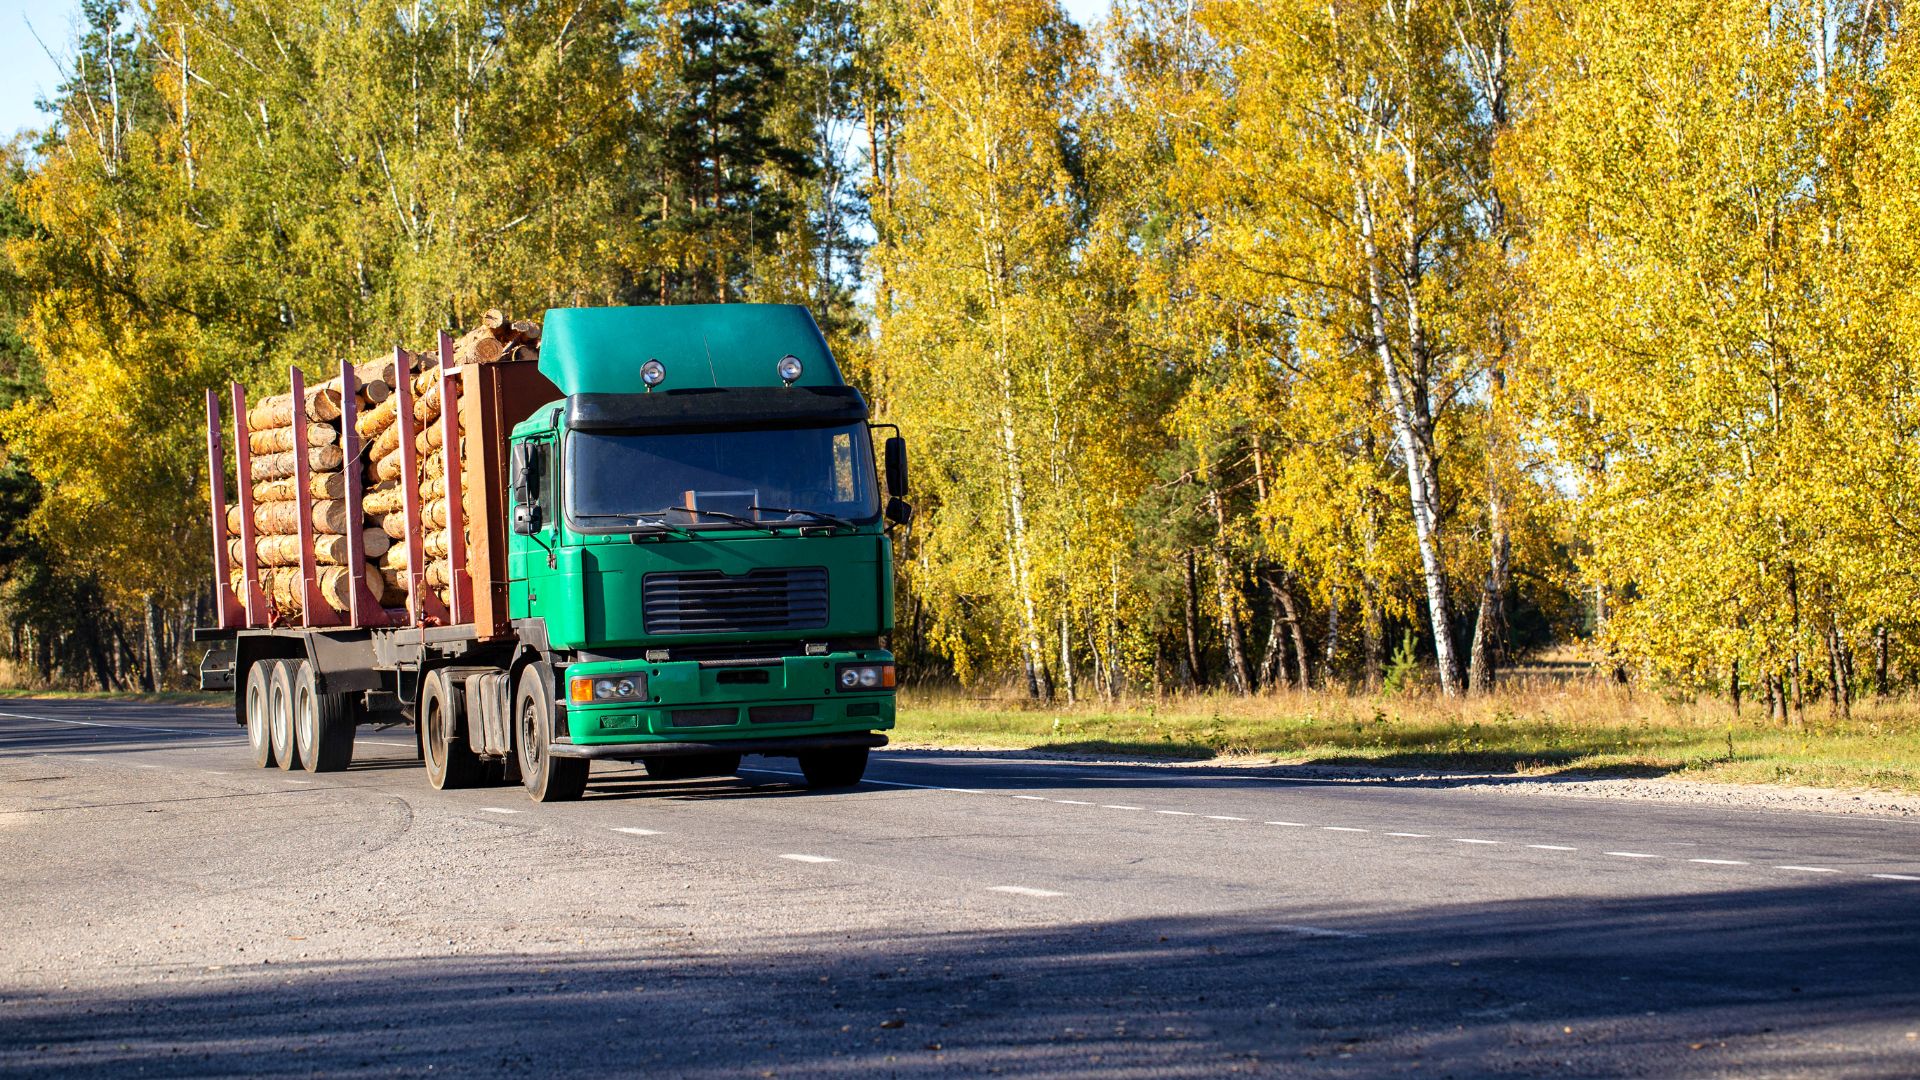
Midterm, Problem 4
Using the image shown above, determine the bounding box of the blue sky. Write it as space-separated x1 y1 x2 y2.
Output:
0 0 1117 142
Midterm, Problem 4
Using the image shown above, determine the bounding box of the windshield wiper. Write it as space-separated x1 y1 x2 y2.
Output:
664 506 775 533
751 505 856 530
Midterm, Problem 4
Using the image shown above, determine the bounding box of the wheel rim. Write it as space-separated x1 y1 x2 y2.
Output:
424 695 446 774
296 685 315 755
519 698 543 776
270 686 290 755
248 683 268 752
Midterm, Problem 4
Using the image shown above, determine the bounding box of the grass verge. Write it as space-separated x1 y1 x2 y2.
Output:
0 688 226 706
893 683 1920 794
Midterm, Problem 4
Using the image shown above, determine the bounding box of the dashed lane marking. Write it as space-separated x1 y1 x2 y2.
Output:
0 710 234 738
1690 859 1749 866
1322 826 1367 832
1266 821 1311 827
1102 805 1144 810
479 807 521 815
1453 838 1502 845
1872 873 1920 881
1054 799 1094 805
1776 865 1839 874
284 779 311 785
988 885 1065 898
1155 810 1195 816
1388 833 1433 838
612 827 661 836
1605 852 1661 859
1012 795 1048 801
780 854 838 864
1528 844 1577 851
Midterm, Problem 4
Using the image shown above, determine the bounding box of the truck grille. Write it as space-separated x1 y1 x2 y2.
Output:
642 567 829 635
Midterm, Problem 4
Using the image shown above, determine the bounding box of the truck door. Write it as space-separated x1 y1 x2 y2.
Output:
507 436 558 622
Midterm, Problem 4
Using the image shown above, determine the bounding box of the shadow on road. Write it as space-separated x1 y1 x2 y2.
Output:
2 883 1914 1078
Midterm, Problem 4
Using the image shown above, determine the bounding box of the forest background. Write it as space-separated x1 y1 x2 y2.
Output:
0 0 1909 741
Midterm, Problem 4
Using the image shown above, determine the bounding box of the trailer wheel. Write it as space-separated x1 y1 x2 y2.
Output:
421 669 484 790
798 747 869 790
244 661 276 769
268 661 301 772
516 665 587 802
643 753 741 781
293 661 356 773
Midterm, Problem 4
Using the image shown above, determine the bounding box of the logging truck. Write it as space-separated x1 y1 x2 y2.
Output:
195 304 908 801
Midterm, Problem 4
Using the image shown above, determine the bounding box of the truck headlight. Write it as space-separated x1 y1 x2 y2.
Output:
836 663 894 691
570 672 647 703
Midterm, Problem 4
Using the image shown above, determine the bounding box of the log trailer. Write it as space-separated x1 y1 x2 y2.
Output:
196 304 909 801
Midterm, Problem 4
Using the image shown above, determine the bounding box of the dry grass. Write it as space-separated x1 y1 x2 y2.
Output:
894 680 1920 793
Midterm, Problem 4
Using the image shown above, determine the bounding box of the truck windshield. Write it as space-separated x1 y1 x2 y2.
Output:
567 423 880 529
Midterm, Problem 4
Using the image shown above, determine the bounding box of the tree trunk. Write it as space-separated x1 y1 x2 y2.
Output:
1182 549 1205 688
1874 626 1889 696
1322 586 1342 688
1355 182 1459 695
1209 489 1251 694
1729 657 1741 715
1467 485 1510 692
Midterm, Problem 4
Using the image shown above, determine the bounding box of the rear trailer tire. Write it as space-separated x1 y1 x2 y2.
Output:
421 669 484 791
516 666 587 803
244 661 276 769
798 747 869 790
268 661 300 772
643 753 742 781
293 661 356 773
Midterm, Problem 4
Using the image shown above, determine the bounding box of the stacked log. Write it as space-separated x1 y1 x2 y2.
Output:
224 352 419 618
223 314 533 621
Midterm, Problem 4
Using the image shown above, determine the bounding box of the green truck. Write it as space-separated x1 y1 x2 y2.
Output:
197 304 907 801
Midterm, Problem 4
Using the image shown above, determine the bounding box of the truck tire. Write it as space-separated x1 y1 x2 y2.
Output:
643 753 741 781
421 668 484 790
293 661 356 773
268 660 301 772
798 747 868 790
244 660 276 769
516 665 587 802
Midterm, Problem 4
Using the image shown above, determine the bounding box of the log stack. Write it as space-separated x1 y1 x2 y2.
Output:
222 312 535 622
225 356 411 618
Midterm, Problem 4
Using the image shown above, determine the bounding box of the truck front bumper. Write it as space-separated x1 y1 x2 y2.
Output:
548 731 888 761
557 650 896 746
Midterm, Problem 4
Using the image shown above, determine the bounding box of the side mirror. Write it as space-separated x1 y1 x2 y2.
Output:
884 436 908 499
885 497 913 527
510 443 533 503
513 503 543 535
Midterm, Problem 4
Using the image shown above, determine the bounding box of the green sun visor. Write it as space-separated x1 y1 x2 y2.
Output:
538 304 843 394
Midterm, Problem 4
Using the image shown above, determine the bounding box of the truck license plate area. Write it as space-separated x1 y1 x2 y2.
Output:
671 708 737 728
716 669 771 685
749 705 813 725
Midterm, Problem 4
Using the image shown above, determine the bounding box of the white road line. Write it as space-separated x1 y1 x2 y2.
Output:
133 764 161 769
1775 865 1838 874
1453 838 1502 845
1274 923 1368 940
479 807 521 815
988 885 1065 898
1012 795 1048 801
1206 815 1248 821
285 779 311 785
1101 805 1144 810
780 854 838 864
612 827 661 836
1322 826 1367 832
1604 851 1660 859
1690 858 1749 866
1054 799 1094 806
1387 832 1432 838
0 710 232 738
1266 821 1311 827
1155 810 1195 816
1871 873 1920 881
1527 844 1577 851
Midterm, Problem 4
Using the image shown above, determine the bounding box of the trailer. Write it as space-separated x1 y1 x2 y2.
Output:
196 304 909 801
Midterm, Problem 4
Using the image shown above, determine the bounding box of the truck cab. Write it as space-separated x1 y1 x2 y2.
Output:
495 304 906 797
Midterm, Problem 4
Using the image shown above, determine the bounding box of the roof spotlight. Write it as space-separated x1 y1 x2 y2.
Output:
640 359 667 388
777 354 804 385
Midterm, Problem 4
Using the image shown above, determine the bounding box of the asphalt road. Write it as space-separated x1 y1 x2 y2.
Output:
1 699 1918 1078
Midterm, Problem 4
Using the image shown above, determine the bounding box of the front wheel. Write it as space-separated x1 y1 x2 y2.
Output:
798 747 868 790
516 664 587 803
